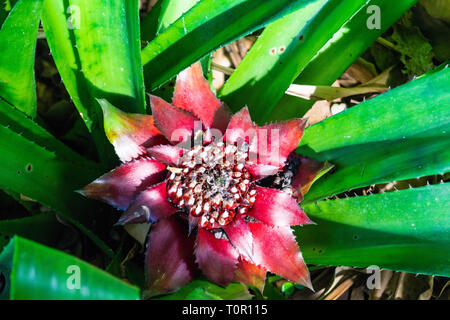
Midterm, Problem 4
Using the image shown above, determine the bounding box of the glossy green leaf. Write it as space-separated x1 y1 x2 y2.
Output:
296 183 450 276
141 0 200 43
0 236 140 299
219 0 368 123
42 0 146 164
157 0 200 33
0 0 18 29
299 66 450 202
0 0 42 117
155 279 251 300
142 0 200 100
142 0 321 90
0 124 113 256
267 0 418 122
0 214 63 252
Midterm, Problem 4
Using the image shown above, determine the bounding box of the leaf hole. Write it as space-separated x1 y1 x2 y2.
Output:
353 235 359 240
26 164 33 172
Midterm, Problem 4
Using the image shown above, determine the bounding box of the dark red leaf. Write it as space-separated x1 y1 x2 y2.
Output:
145 216 198 297
119 181 177 225
79 158 166 210
291 154 329 196
195 227 239 287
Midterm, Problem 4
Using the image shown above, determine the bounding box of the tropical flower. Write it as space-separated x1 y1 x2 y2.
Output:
80 62 327 296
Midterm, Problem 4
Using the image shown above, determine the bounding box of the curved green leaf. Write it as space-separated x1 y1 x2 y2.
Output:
296 183 450 277
0 236 139 299
219 0 367 123
141 0 320 91
141 0 201 43
1 1 18 31
267 0 418 122
299 66 450 202
42 0 145 164
0 124 113 256
0 0 42 117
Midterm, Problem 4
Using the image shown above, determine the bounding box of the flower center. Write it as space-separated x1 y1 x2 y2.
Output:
166 142 256 229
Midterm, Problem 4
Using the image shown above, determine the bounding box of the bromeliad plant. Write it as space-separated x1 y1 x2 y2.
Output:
0 0 449 300
80 62 324 295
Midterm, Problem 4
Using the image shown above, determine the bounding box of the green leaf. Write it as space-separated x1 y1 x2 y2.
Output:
0 0 18 28
141 0 200 43
266 0 418 122
0 123 113 257
155 279 251 300
0 236 140 299
142 0 200 101
0 214 63 252
298 66 450 202
140 0 163 43
0 0 42 117
296 183 450 277
142 0 321 91
42 0 146 164
219 0 368 123
157 0 200 33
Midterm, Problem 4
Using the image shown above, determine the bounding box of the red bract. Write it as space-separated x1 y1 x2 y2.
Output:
80 62 328 296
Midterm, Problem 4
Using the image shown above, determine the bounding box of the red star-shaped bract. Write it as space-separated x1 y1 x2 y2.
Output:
80 62 328 296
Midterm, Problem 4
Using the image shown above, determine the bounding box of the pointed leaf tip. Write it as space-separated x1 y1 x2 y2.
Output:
97 98 165 162
248 222 312 289
81 158 166 210
173 62 223 128
291 155 334 197
149 94 199 144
